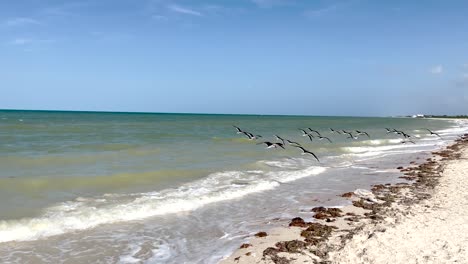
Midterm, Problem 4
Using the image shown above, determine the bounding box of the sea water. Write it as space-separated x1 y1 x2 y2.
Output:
0 110 466 263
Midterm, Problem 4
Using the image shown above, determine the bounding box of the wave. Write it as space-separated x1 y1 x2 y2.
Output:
0 166 326 243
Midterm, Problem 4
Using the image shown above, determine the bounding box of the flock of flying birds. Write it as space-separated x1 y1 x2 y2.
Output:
232 126 443 163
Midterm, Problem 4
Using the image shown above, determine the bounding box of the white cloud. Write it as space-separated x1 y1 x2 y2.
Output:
8 38 55 46
251 0 290 8
305 4 340 17
9 38 33 45
430 65 443 74
151 14 168 21
4 17 40 27
168 4 202 16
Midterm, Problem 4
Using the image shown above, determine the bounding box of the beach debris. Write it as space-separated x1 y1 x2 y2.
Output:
275 240 307 253
300 223 336 239
311 207 343 219
289 217 308 227
340 192 354 198
354 189 383 203
239 243 252 249
254 231 268 238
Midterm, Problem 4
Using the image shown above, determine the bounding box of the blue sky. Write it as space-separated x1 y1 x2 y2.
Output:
1 0 467 116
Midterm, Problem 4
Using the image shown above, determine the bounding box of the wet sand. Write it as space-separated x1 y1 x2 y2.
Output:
220 135 468 263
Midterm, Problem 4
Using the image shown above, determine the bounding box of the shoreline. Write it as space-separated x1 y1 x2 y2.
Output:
220 134 468 264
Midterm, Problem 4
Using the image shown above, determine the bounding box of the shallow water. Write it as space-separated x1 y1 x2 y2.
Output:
0 110 466 263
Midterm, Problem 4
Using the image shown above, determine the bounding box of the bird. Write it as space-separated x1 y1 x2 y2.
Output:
274 135 286 145
385 128 393 134
401 132 412 139
306 134 314 142
286 139 301 146
242 131 262 140
355 130 370 138
401 139 416 144
329 128 341 134
317 136 332 143
342 130 356 139
233 125 243 134
257 141 285 149
423 128 442 138
308 128 321 136
293 146 320 162
299 129 309 136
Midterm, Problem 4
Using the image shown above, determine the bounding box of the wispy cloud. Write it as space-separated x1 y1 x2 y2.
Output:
251 0 291 8
305 3 341 17
430 65 443 74
151 14 168 21
168 4 202 16
7 38 55 46
9 38 33 45
4 17 40 27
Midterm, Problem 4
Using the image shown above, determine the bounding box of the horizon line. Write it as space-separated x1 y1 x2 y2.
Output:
0 108 391 118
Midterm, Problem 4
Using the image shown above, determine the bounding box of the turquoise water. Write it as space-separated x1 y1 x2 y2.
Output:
0 110 465 263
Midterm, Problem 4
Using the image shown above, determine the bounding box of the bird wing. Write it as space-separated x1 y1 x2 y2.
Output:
306 151 320 162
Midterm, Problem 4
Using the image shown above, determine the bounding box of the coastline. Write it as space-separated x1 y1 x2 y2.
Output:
220 134 468 264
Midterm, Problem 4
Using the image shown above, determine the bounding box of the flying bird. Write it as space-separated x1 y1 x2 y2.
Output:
293 146 320 162
274 135 286 145
286 139 301 146
233 125 243 134
308 128 321 136
257 141 285 149
401 139 416 144
299 129 309 136
329 128 341 134
342 130 356 139
355 130 370 138
242 131 262 140
423 128 442 138
317 136 332 143
306 134 314 142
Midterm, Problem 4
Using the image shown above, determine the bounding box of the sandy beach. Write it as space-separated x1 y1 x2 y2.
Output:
221 135 468 263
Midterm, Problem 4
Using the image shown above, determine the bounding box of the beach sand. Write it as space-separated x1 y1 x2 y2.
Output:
220 136 468 263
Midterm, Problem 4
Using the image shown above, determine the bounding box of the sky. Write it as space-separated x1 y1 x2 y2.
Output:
1 0 467 116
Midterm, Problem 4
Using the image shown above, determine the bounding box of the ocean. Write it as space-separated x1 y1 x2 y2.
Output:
0 110 466 263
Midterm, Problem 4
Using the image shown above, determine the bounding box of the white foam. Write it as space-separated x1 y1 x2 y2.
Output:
0 166 326 243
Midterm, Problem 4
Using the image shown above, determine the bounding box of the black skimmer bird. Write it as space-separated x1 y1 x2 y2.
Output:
329 128 341 134
355 130 370 138
306 134 314 142
342 130 356 139
233 125 243 134
308 128 321 136
257 141 285 149
299 129 309 136
293 146 320 162
286 139 301 146
385 128 393 133
242 131 262 140
401 139 416 144
423 128 442 138
401 132 412 139
317 136 332 143
274 135 286 145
